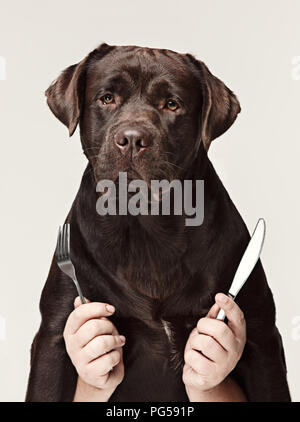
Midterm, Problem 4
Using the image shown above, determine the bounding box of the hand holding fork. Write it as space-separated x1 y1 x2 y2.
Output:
56 223 125 399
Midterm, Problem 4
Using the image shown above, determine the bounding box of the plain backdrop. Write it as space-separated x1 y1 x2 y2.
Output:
0 0 299 401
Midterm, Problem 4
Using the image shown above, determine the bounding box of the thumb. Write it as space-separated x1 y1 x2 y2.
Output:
206 301 221 319
74 296 90 308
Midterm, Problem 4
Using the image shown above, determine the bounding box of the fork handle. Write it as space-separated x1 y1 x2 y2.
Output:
73 278 86 304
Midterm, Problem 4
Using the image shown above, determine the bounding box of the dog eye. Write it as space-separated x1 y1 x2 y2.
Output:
166 99 179 111
100 94 115 105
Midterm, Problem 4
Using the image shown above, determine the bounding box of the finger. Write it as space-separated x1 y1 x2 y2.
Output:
190 333 227 363
87 349 122 376
197 317 236 352
74 296 90 309
82 334 125 361
206 302 221 319
76 318 118 347
184 348 215 375
215 293 246 339
64 302 115 335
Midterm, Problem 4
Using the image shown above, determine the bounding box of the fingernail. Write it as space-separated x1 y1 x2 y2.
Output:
218 294 228 303
106 304 115 313
119 335 126 343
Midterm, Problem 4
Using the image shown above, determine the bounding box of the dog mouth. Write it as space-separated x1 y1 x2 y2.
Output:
96 166 176 207
95 158 174 185
92 140 179 193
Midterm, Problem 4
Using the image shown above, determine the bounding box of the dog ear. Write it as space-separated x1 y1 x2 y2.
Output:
45 43 113 136
187 55 241 150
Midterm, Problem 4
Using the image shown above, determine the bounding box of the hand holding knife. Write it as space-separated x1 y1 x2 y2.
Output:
216 218 266 321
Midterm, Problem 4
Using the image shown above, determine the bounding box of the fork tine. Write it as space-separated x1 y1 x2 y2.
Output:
60 225 64 259
56 226 62 260
63 223 68 259
66 223 71 258
61 224 65 259
62 224 67 259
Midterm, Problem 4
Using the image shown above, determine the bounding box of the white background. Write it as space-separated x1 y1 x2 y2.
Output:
0 0 299 401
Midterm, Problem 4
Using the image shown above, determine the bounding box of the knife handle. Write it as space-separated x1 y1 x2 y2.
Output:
216 308 226 321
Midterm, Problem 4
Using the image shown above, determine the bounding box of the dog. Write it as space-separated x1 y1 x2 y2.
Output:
25 43 291 401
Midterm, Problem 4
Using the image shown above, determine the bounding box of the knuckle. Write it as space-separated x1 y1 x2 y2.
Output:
237 349 243 361
228 300 235 310
96 319 105 333
239 311 245 325
112 350 121 365
98 319 110 334
89 336 102 356
114 337 121 349
101 337 110 353
236 336 246 353
233 350 241 364
107 320 115 332
97 334 106 349
114 335 121 346
232 340 243 360
89 319 100 334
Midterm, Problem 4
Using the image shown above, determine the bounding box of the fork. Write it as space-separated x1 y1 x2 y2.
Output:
56 223 86 304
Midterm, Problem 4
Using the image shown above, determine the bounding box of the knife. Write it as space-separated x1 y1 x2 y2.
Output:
216 218 266 321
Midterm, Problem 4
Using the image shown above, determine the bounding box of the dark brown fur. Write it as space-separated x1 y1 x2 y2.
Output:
26 43 290 402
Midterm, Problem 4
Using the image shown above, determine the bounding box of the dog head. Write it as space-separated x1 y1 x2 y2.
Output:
46 43 240 184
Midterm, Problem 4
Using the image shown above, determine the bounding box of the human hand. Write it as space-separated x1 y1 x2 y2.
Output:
183 293 246 396
63 297 125 395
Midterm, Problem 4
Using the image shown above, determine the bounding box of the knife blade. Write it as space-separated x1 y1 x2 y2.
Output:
216 218 266 321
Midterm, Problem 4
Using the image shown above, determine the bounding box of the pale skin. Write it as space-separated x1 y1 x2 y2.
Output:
63 293 247 402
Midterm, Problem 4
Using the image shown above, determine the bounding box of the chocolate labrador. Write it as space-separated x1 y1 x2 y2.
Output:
25 43 290 401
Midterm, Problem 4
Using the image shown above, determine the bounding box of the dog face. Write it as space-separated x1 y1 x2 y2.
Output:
46 43 240 184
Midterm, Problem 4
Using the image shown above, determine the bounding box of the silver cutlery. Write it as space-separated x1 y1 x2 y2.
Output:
216 218 266 321
56 223 86 304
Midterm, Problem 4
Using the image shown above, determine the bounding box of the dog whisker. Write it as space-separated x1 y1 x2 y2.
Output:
160 159 184 171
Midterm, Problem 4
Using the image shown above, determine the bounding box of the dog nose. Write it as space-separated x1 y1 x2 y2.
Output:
114 128 151 156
